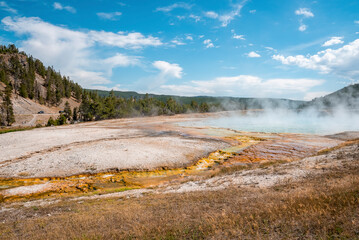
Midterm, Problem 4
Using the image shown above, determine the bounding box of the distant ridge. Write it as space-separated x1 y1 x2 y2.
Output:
300 83 359 110
87 89 305 110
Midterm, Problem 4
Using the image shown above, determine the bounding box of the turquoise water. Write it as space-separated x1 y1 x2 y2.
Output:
181 111 359 134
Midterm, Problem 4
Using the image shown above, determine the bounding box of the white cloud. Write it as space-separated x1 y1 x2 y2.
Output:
204 2 247 27
295 8 313 32
203 39 214 48
272 38 359 81
0 1 17 14
53 2 76 13
322 37 344 47
1 16 162 88
102 53 140 76
142 61 183 90
355 20 359 24
88 84 124 91
176 15 186 20
153 61 183 79
303 91 330 101
299 23 307 32
233 34 245 40
97 12 122 20
185 35 193 41
247 51 261 58
249 10 256 14
156 2 192 12
89 31 162 49
204 11 218 19
171 39 186 45
219 4 245 27
265 46 276 52
295 8 314 18
189 14 201 22
159 75 323 97
70 70 111 86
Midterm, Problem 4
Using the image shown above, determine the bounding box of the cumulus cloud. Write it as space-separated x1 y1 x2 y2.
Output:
156 2 192 12
295 8 314 18
272 39 359 81
322 37 344 47
0 1 17 14
247 51 261 58
153 61 183 79
97 12 122 20
203 39 214 48
53 2 76 13
1 16 162 88
159 75 323 97
204 1 247 27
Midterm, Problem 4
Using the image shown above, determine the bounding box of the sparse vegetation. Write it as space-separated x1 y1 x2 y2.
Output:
0 126 35 134
0 165 358 239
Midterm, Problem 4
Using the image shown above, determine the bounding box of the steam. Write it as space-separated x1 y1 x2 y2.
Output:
184 84 359 135
184 103 359 135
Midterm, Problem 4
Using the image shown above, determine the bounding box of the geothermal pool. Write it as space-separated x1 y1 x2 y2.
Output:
181 110 359 134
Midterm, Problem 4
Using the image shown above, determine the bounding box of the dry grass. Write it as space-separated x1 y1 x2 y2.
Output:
0 126 35 135
0 163 358 240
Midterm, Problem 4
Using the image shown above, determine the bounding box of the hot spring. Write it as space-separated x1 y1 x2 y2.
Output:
181 110 359 134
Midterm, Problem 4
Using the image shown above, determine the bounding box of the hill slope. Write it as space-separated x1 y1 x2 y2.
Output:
300 83 359 110
0 45 82 126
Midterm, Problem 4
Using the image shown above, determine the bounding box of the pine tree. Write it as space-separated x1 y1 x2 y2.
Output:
4 84 15 126
56 114 67 125
73 107 78 121
64 101 72 120
46 117 56 126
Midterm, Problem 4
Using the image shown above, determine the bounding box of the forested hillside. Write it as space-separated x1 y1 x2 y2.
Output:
299 83 359 110
0 44 82 126
90 89 304 110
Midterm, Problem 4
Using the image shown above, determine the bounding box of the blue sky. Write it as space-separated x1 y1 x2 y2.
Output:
1 0 359 100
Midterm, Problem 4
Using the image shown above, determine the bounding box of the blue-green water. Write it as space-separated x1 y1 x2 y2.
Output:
181 111 359 134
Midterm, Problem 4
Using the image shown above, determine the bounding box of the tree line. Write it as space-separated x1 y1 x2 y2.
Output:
47 91 212 126
78 91 211 122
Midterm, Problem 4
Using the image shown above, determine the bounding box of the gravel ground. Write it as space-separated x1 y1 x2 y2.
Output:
0 136 228 178
0 116 230 178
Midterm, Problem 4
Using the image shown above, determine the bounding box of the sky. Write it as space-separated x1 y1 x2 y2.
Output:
1 0 359 100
